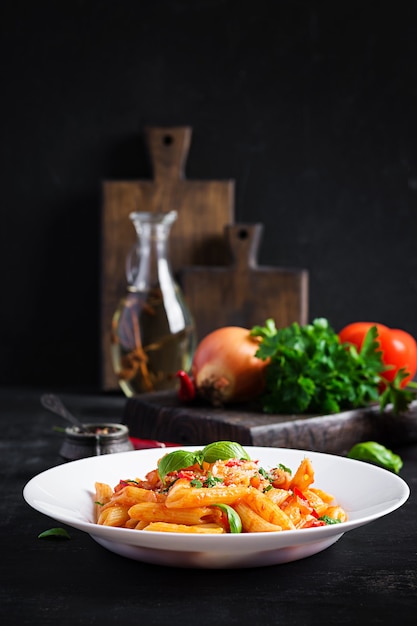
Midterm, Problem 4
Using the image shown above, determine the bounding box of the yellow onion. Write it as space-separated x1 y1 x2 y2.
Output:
190 326 268 406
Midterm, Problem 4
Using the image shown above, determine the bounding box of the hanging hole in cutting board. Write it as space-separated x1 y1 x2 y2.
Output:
163 134 174 146
237 228 249 240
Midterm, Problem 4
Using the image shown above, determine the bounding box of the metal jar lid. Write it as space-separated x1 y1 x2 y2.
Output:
59 423 134 461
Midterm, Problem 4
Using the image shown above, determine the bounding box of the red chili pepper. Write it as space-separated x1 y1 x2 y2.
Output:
176 370 196 401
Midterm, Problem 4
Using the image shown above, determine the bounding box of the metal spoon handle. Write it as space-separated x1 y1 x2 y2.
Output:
40 393 85 431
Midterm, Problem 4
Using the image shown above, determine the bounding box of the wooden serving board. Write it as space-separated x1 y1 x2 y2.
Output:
122 392 417 455
180 223 309 341
101 126 235 389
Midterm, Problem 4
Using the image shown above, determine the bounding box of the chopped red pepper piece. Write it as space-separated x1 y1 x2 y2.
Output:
176 370 196 401
225 459 246 467
292 486 319 518
292 486 307 501
177 470 198 480
302 519 326 528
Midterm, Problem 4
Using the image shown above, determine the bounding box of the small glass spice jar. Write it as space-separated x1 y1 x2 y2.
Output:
59 423 134 461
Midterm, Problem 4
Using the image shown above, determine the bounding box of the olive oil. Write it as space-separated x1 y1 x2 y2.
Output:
111 210 197 396
111 287 195 396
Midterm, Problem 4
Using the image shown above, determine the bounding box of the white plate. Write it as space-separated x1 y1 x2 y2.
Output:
23 446 409 569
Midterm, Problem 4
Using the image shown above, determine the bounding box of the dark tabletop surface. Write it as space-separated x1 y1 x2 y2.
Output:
1 387 416 626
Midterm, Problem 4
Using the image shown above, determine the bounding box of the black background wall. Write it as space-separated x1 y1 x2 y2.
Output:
1 0 416 390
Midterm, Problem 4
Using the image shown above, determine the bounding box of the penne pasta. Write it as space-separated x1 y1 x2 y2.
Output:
142 522 226 534
289 457 315 492
95 481 113 504
234 502 284 532
93 446 347 534
165 478 249 509
304 489 330 517
97 505 130 527
243 487 295 530
322 505 348 522
265 488 291 507
309 487 335 504
94 481 113 520
128 502 214 525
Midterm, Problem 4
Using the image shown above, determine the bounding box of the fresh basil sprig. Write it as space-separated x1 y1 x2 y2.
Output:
318 515 342 525
157 441 250 482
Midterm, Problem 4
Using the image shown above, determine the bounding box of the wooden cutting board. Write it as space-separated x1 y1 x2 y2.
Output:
180 223 309 341
122 392 417 455
101 126 235 390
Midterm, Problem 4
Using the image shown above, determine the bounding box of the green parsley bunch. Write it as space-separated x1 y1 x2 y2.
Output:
251 318 415 415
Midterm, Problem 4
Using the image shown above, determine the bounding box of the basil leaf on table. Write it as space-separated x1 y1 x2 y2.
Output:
38 527 71 539
347 441 403 474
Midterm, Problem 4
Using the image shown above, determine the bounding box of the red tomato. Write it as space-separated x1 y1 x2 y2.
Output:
338 322 389 346
377 328 417 385
339 322 417 387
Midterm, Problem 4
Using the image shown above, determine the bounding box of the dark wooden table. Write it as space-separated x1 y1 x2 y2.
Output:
1 387 417 625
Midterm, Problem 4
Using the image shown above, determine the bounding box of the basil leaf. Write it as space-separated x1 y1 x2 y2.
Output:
157 450 200 482
347 441 403 474
318 515 342 525
212 504 242 533
157 442 251 482
201 441 250 463
204 472 223 487
277 463 292 475
38 527 71 539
